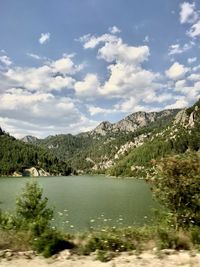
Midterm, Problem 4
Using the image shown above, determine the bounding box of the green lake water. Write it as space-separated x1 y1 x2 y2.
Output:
0 175 159 232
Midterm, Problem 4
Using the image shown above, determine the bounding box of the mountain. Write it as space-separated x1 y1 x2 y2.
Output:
108 99 200 177
90 109 180 135
0 128 73 176
21 135 39 143
21 108 180 173
4 100 200 177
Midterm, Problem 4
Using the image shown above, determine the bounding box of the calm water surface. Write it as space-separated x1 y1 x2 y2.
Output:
0 175 159 232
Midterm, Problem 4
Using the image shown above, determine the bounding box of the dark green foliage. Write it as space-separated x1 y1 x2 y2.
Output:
107 137 173 177
190 227 200 246
0 181 73 257
78 227 152 256
151 153 200 229
32 229 74 258
0 130 72 176
186 98 200 115
15 181 53 231
157 228 191 250
95 250 115 262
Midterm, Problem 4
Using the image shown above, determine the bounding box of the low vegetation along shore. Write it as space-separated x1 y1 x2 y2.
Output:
0 152 200 266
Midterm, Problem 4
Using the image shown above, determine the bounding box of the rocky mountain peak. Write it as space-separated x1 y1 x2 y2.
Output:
21 135 38 143
91 121 113 136
90 109 180 136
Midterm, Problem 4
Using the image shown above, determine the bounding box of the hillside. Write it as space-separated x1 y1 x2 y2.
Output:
0 128 72 176
18 100 200 177
21 109 180 173
108 99 200 177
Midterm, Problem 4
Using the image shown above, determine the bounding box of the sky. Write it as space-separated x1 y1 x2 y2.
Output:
1 0 200 138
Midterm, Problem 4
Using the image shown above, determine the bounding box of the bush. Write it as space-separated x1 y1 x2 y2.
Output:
96 250 115 262
151 153 200 229
32 229 74 258
157 228 191 250
190 227 200 246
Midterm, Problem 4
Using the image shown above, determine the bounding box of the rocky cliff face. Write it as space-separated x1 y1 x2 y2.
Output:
91 121 113 136
21 135 38 143
174 105 199 128
91 109 180 136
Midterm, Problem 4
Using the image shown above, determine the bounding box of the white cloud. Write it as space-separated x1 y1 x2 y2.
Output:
192 64 200 71
74 73 100 97
79 33 118 49
165 62 189 80
4 65 75 91
180 2 198 24
165 98 189 109
165 79 200 109
114 97 138 113
168 78 200 109
175 79 187 90
0 88 99 138
187 20 200 37
27 53 43 60
39 32 50 44
87 105 116 116
187 57 197 64
108 26 121 34
2 55 83 92
100 62 160 97
80 32 161 104
0 55 12 66
80 33 150 64
114 97 164 113
168 42 194 55
143 35 149 43
98 40 149 64
51 55 81 75
187 73 200 81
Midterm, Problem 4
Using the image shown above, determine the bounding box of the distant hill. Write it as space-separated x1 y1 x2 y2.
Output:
0 129 73 176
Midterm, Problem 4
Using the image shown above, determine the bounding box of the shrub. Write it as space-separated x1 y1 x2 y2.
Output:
190 227 200 246
96 250 115 262
151 153 200 229
32 229 74 258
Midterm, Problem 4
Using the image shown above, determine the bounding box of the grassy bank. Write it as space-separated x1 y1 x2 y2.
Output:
0 225 200 262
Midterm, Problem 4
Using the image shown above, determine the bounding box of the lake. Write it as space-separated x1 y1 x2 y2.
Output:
0 175 159 232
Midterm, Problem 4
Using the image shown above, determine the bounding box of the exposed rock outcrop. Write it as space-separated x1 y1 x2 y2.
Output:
91 109 180 136
21 135 38 143
13 167 50 177
174 105 199 128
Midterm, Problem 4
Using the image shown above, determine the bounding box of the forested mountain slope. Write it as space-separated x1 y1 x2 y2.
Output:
22 109 180 173
108 99 200 177
0 128 72 176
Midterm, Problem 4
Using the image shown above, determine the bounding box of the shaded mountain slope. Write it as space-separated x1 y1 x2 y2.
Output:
0 129 72 176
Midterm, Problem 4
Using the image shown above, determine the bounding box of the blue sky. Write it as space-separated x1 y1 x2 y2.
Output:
0 0 200 138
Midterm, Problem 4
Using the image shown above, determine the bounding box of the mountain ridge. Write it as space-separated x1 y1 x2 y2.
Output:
19 107 181 173
21 108 181 140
